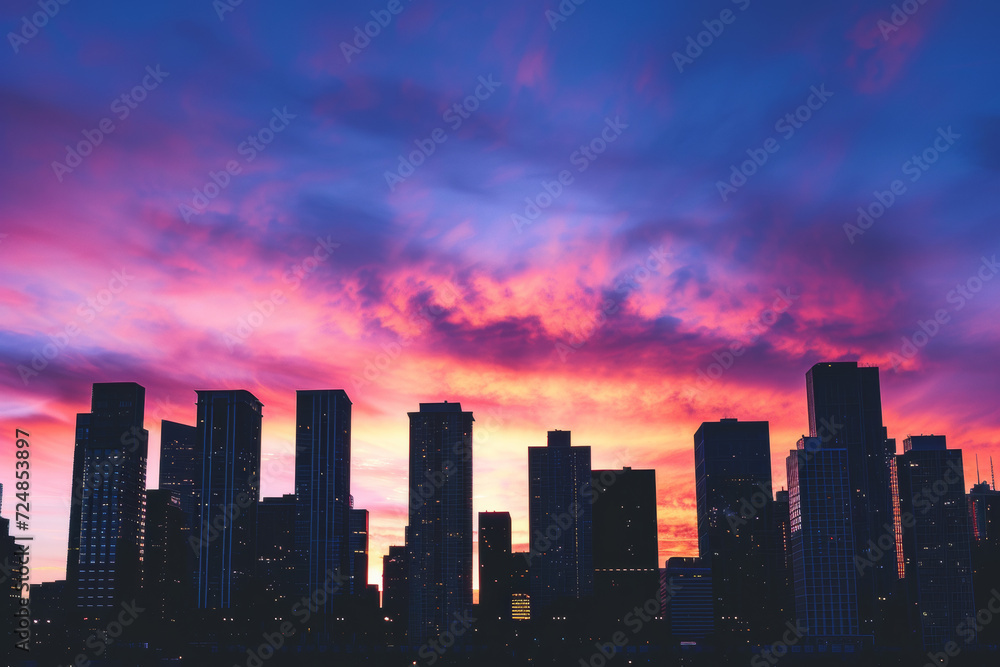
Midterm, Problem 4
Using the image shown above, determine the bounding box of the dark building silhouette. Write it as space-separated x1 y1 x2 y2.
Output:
159 420 200 528
897 435 975 649
662 557 713 643
295 389 352 611
0 514 20 637
66 382 148 612
510 552 531 621
769 488 794 628
193 389 262 609
257 494 297 607
787 436 861 645
591 467 659 618
349 507 369 595
806 362 895 640
142 489 191 622
479 511 513 623
694 418 771 643
969 480 1000 645
382 545 409 639
406 402 474 643
528 430 593 619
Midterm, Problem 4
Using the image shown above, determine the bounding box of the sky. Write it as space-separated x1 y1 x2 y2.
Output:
1 0 999 592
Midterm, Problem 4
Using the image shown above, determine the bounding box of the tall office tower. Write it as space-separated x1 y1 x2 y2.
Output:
257 495 298 607
806 362 895 638
693 419 771 643
510 553 531 621
896 436 975 649
528 430 593 619
0 515 19 631
406 402 474 643
295 389 352 612
382 545 409 637
479 512 513 623
159 420 200 528
142 489 190 622
968 480 1000 645
349 508 370 594
591 467 659 617
787 436 860 645
769 489 794 627
66 382 148 611
194 389 263 609
662 557 714 644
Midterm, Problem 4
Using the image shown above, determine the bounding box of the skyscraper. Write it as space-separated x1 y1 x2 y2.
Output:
528 430 593 619
159 420 200 528
349 507 369 595
806 362 895 638
142 489 190 622
295 389 352 612
257 494 297 607
694 418 771 643
787 436 861 645
591 467 659 618
896 435 975 649
406 402 474 643
662 557 714 643
66 382 148 611
968 480 1000 645
479 511 513 623
382 545 409 638
193 389 262 609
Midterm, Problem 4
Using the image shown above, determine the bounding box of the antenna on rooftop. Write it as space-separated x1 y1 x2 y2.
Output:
977 454 981 484
992 457 996 490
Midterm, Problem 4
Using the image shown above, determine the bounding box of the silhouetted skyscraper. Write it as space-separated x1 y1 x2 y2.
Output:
806 361 895 638
382 545 409 638
968 480 1000 645
349 507 369 594
591 467 659 617
528 430 593 619
694 418 771 643
159 420 200 528
295 389 352 612
510 552 531 622
663 557 713 643
66 382 148 611
787 436 860 645
770 489 794 628
897 435 975 649
142 489 190 622
479 511 512 623
257 494 297 607
193 389 262 609
406 402 474 643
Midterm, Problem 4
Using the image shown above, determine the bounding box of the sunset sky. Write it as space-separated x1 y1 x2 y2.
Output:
1 0 999 591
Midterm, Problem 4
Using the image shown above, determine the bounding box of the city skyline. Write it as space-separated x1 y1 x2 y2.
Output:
5 360 999 597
